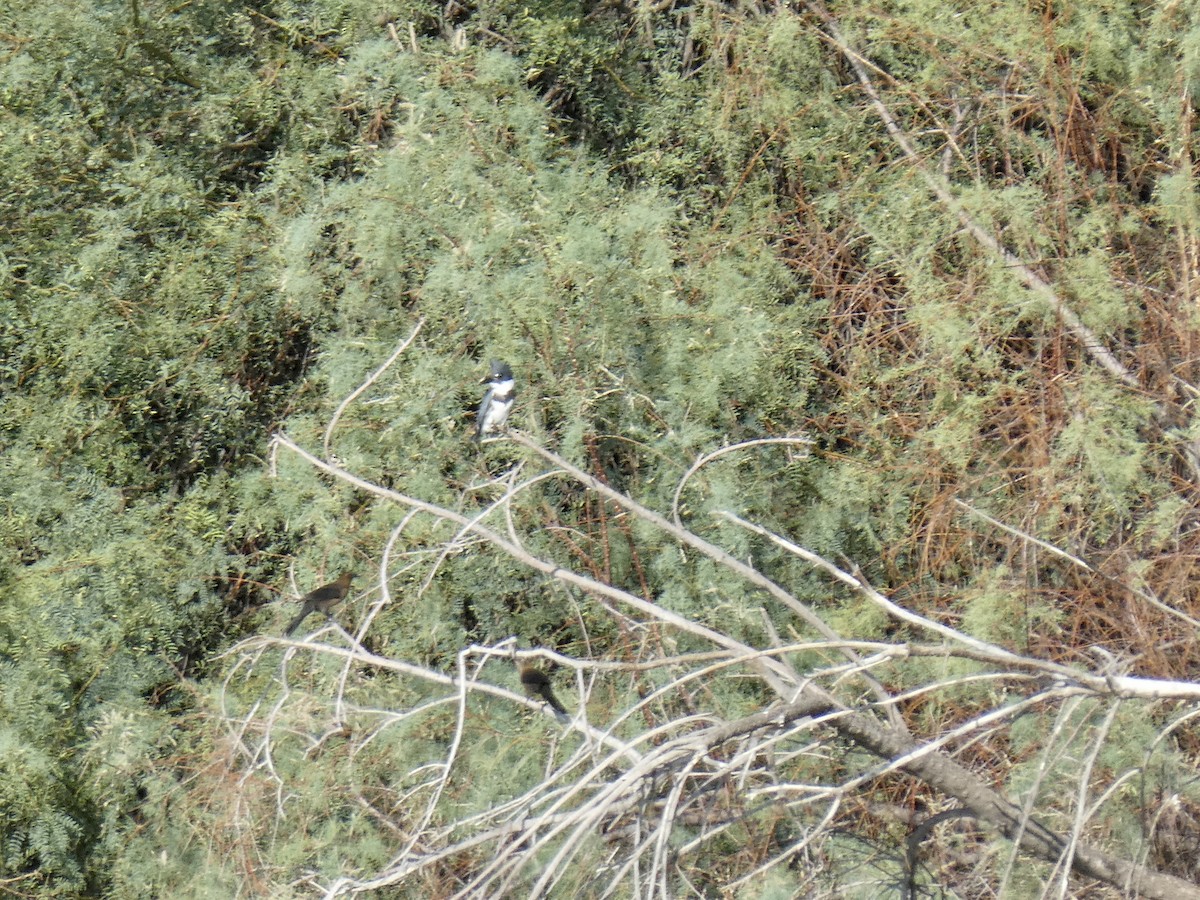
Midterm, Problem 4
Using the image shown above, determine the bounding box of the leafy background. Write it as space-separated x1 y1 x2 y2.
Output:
3 0 1200 895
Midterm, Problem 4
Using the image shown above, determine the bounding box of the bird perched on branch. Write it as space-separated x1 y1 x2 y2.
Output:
518 659 570 722
475 359 515 441
283 571 355 637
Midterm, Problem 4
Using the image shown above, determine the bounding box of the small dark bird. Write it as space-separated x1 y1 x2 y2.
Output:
475 359 515 441
518 660 570 722
283 571 355 637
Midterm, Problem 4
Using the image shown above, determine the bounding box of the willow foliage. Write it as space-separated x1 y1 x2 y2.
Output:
4 0 1200 895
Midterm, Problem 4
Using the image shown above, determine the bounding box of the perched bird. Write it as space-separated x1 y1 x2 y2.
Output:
518 659 570 722
283 571 355 637
475 359 515 441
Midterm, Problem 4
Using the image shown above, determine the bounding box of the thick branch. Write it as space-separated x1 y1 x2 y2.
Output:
832 701 1200 899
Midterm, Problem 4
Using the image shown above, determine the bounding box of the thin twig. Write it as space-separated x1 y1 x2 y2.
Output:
671 436 813 528
954 498 1200 630
323 317 425 458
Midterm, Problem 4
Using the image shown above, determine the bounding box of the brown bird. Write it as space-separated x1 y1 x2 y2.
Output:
518 660 570 722
284 572 355 637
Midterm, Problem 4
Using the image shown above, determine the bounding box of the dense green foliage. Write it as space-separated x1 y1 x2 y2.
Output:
4 0 1200 895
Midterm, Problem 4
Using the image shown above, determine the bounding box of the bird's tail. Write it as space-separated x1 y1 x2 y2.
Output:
283 608 310 637
545 689 570 722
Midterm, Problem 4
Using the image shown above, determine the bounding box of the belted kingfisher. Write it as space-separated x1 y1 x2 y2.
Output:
475 359 515 441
